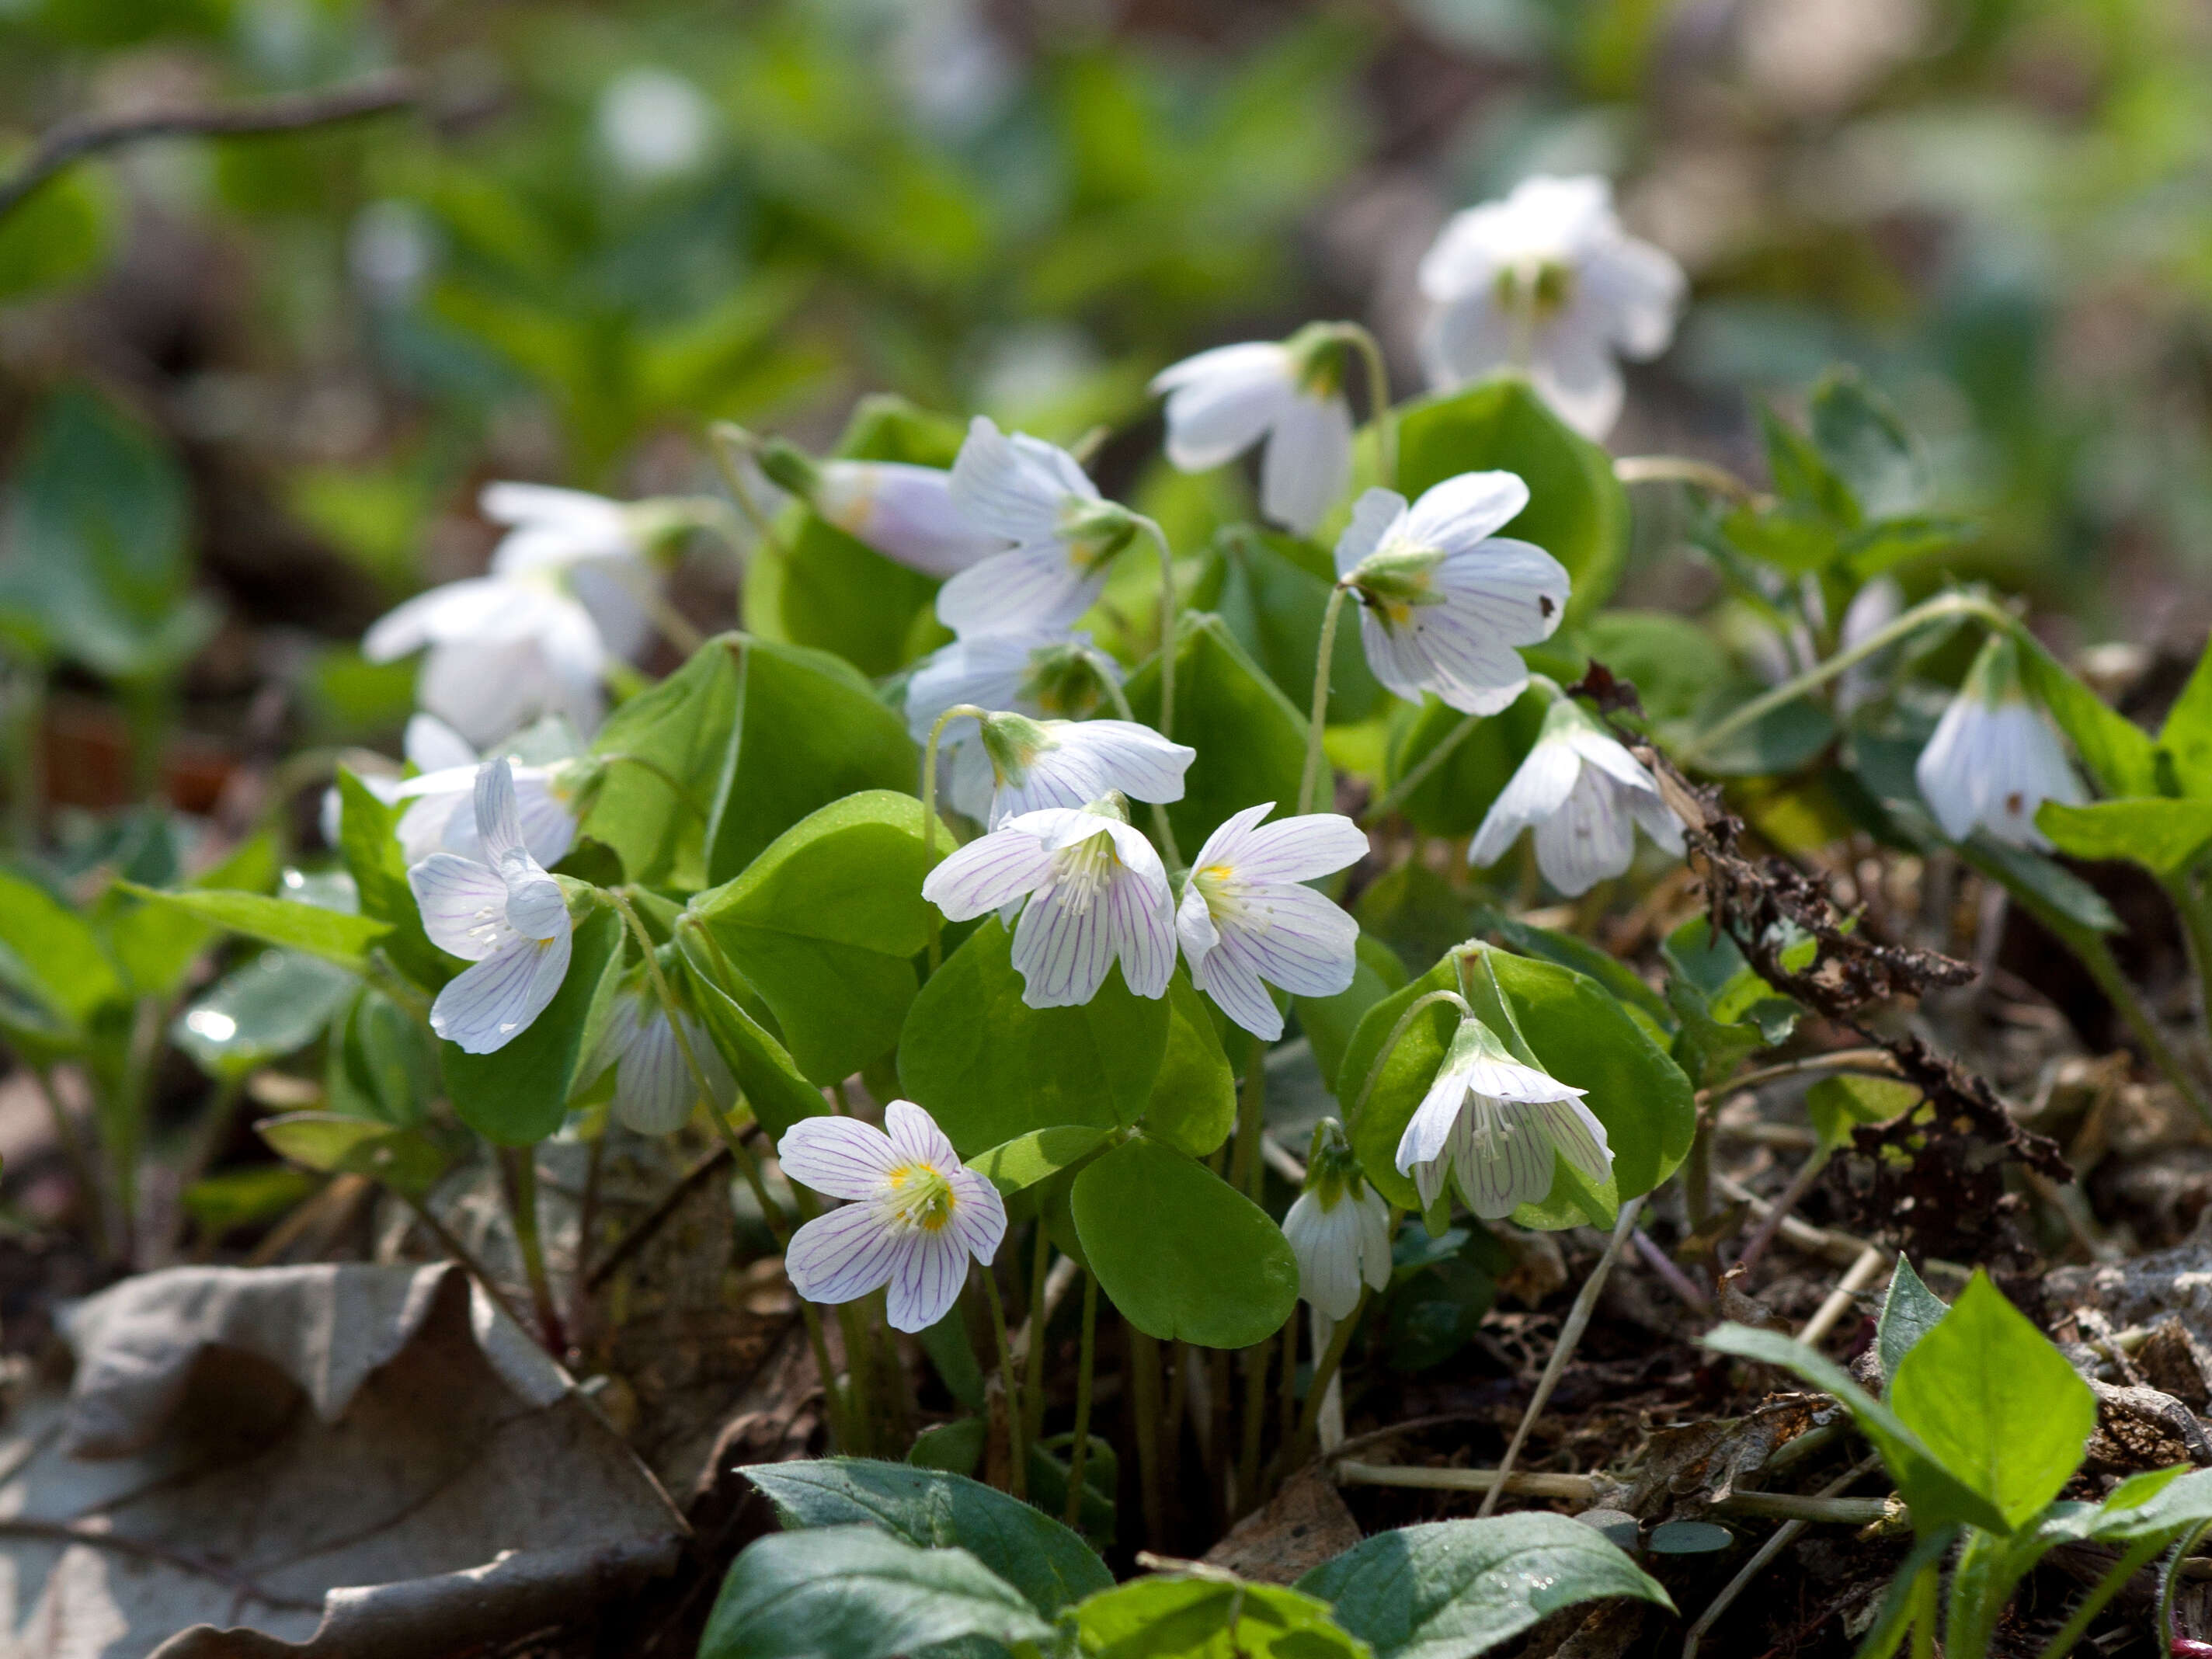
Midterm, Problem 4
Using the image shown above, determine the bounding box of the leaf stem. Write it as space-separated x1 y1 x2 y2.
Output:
981 1266 1028 1499
1066 1268 1100 1531
1229 1031 1268 1199
499 1145 565 1354
1342 324 1396 490
1129 1321 1167 1547
705 422 793 564
1613 454 1762 506
1362 711 1480 826
1024 1221 1052 1441
1292 1292 1366 1456
1299 584 1350 817
1348 989 1472 1136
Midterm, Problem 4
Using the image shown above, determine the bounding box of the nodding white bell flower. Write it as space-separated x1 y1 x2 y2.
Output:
482 482 678 661
1176 803 1367 1040
1395 1016 1611 1219
408 760 576 1054
937 418 1138 637
1281 1119 1394 1320
591 986 734 1135
906 628 1119 820
364 574 610 747
921 795 1176 1008
1915 632 2085 850
1467 698 1684 896
1151 325 1358 536
778 1099 1007 1334
966 711 1194 828
757 440 1008 579
1334 471 1569 716
1417 174 1685 440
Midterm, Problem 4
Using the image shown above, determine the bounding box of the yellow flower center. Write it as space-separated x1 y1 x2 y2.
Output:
885 1162 958 1233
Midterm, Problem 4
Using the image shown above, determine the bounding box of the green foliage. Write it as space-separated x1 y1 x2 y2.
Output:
0 165 113 301
1196 527 1384 725
1876 1256 1949 1388
1383 689 1546 839
1076 1574 1368 1659
1125 613 1308 856
172 950 357 1079
117 885 390 974
439 904 626 1145
256 1111 453 1199
2036 798 2212 876
1805 1074 1920 1153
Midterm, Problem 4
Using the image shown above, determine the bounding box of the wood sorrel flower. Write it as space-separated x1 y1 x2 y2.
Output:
1175 803 1366 1040
1915 632 2084 850
779 1100 1007 1333
1282 1119 1393 1320
904 628 1120 820
969 711 1194 827
1417 174 1685 440
1334 471 1569 716
921 794 1175 1007
407 760 576 1054
1151 325 1358 535
1468 698 1683 896
1395 1016 1611 1219
756 440 1007 579
936 417 1137 637
364 573 611 746
590 985 734 1135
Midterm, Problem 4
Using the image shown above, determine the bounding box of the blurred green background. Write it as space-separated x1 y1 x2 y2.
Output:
2 0 2209 791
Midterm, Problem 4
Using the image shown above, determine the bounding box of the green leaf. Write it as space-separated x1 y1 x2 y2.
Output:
697 1525 1052 1659
1125 613 1308 857
181 1164 318 1240
1807 1075 1921 1154
256 1111 452 1198
1577 610 1734 729
690 791 943 1086
1889 1271 2097 1532
2082 1466 2212 1544
116 884 388 973
2158 645 2212 799
1702 1323 2009 1536
1476 906 1671 1028
1956 836 2119 936
2038 798 2212 878
1296 932 1409 1094
579 639 740 888
1392 377 1629 622
172 950 357 1079
1760 404 1859 527
0 162 113 302
1299 1513 1671 1659
973 1125 1114 1195
1075 1572 1368 1659
1845 1525 1960 1659
1809 368 1925 521
332 770 449 990
438 904 627 1145
1343 946 1696 1220
1876 1256 1949 1389
1071 1135 1299 1347
675 931 828 1139
899 917 1170 1156
326 989 437 1128
741 1458 1111 1617
1142 969 1237 1156
1201 525 1384 724
2011 631 2158 798
1382 689 1547 839
0 869 121 1027
1691 697 1837 777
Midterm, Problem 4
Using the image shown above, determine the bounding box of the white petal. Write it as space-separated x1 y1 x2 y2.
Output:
1191 940 1284 1040
817 461 1007 578
1009 859 1116 1008
475 760 527 866
405 713 478 773
949 416 1094 543
1581 236 1685 360
1627 785 1686 857
883 1099 962 1170
1532 768 1636 896
780 1115 901 1202
362 579 508 663
1396 1071 1469 1175
481 481 629 537
1334 489 1407 580
1529 322 1626 440
995 720 1193 823
885 1226 971 1334
1418 294 1515 391
936 542 1102 638
784 1204 903 1306
1355 1190 1394 1292
430 930 572 1053
1284 1191 1363 1320
1226 812 1369 885
1404 472 1532 553
1533 1096 1613 1185
1461 1056 1584 1104
1395 607 1537 717
1259 394 1355 536
1154 343 1296 471
1431 537 1570 646
1452 1105 1556 1219
1469 735 1580 868
946 1167 1008 1263
1915 695 1981 841
615 1009 697 1134
921 825 1057 920
1175 882 1223 962
1212 885 1358 999
409 854 512 962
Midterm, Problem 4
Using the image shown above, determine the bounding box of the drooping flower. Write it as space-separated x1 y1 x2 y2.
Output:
408 760 576 1054
482 482 676 663
1151 325 1358 535
921 795 1176 1008
965 712 1194 827
778 1099 1007 1333
757 440 1008 579
590 984 734 1135
1176 803 1366 1040
1417 174 1685 440
1467 698 1683 896
904 628 1118 820
1395 1016 1611 1219
363 574 610 746
936 418 1138 636
1334 471 1569 716
1915 632 2084 850
1282 1119 1394 1320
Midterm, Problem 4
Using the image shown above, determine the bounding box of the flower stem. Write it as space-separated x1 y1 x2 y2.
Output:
982 1267 1029 1499
920 704 986 972
1613 454 1762 506
1093 666 1184 871
1299 583 1351 818
1348 989 1473 1136
1129 1321 1167 1547
1360 710 1480 827
1229 1031 1268 1200
1291 1291 1366 1456
705 422 792 564
1234 1332 1271 1518
1066 1268 1100 1530
500 1145 565 1355
1682 591 2009 766
1474 1195 1643 1518
1132 517 1188 871
1023 1221 1051 1440
1341 324 1396 491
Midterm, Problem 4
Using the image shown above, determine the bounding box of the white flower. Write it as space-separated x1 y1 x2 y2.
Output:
1151 329 1356 535
1915 633 2084 850
922 798 1176 1008
966 712 1193 828
1334 472 1568 716
591 988 734 1135
407 760 576 1054
596 68 715 183
813 461 1009 579
937 418 1136 637
1176 804 1366 1040
905 628 1120 821
363 574 610 747
779 1100 1008 1333
1418 174 1685 440
1282 1120 1394 1320
1468 700 1684 896
1837 576 1903 715
483 482 662 662
1395 1017 1612 1219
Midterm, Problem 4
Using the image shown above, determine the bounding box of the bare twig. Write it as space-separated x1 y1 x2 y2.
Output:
1799 1244 1892 1347
0 74 418 221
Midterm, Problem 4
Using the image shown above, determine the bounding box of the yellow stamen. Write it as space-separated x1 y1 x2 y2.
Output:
884 1162 958 1233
